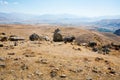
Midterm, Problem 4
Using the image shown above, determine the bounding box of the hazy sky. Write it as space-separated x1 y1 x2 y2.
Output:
0 0 120 17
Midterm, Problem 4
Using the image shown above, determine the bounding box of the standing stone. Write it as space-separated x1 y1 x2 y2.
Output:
53 28 63 42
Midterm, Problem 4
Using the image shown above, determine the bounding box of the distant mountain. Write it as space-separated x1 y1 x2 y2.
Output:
0 12 120 32
95 19 120 28
0 12 37 24
114 29 120 36
0 12 101 24
92 19 120 32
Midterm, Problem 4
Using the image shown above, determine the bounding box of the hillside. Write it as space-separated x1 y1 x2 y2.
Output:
114 29 120 36
0 24 120 80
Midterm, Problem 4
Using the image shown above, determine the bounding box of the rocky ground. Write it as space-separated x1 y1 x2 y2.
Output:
0 24 120 80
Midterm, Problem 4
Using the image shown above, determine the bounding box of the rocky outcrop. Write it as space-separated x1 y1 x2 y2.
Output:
114 29 120 36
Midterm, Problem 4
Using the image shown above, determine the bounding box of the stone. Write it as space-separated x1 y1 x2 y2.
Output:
80 43 88 46
63 36 75 43
0 63 6 68
0 44 3 47
9 36 25 41
69 68 83 73
27 74 32 78
89 41 97 47
21 64 28 70
43 36 50 41
104 60 110 65
0 33 7 39
77 48 81 51
111 43 120 50
60 74 67 78
0 57 6 61
50 70 57 77
95 57 104 61
102 46 110 54
7 53 15 55
86 77 92 80
0 33 6 35
109 70 116 75
23 52 35 57
29 33 40 41
14 41 18 46
53 29 63 42
92 67 101 73
107 67 116 75
73 47 81 51
40 59 48 64
0 35 8 41
54 28 60 33
34 71 43 76
92 47 98 52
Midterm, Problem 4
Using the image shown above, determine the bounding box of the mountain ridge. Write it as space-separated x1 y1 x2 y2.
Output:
0 12 120 32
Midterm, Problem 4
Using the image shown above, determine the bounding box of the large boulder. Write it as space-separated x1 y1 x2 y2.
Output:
29 33 40 41
53 29 63 42
63 36 75 43
114 29 120 36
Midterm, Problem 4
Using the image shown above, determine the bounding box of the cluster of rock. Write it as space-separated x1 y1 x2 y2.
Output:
89 42 120 54
29 28 75 43
1 28 119 55
0 33 25 42
0 33 25 47
53 28 75 43
0 28 75 45
0 33 7 41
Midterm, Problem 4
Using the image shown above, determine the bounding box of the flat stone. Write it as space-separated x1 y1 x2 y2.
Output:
40 59 48 64
34 71 43 76
0 57 6 61
95 57 104 61
60 74 67 78
8 53 15 55
0 63 6 68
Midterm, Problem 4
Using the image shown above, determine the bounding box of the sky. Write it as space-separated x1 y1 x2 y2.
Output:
0 0 120 17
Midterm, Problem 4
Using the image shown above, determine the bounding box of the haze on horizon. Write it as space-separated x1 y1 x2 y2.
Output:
0 0 120 17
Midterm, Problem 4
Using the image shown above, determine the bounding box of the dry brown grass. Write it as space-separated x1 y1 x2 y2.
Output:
0 24 120 80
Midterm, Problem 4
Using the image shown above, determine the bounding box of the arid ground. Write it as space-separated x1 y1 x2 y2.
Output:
0 24 120 80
